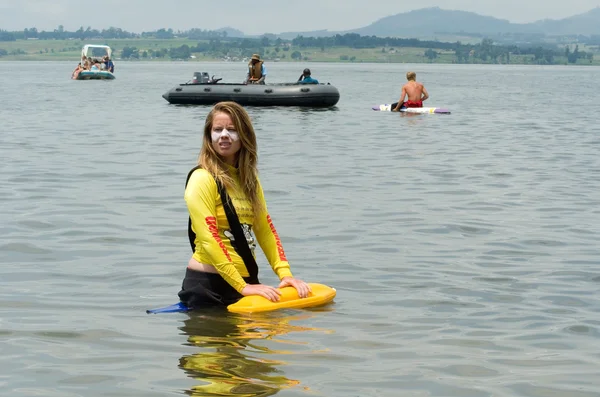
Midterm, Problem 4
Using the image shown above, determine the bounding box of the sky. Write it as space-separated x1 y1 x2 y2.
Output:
1 0 599 35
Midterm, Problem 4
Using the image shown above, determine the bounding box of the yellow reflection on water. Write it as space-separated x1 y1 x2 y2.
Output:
179 310 333 397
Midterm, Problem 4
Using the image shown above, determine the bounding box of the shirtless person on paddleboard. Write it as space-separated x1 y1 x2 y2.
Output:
392 71 429 111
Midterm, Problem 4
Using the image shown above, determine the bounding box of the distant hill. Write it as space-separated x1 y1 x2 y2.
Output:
276 29 334 40
274 7 600 39
352 7 517 37
215 26 245 38
531 7 600 35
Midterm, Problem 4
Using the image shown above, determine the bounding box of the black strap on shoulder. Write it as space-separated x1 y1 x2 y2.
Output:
185 166 259 284
186 165 203 252
215 181 259 284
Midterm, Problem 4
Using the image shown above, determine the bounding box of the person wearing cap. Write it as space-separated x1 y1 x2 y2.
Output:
297 68 319 84
245 54 267 84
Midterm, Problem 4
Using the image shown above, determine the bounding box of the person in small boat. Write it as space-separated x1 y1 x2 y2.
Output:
245 54 266 84
297 68 319 84
81 56 90 70
103 56 115 73
392 71 429 111
71 63 83 79
178 101 310 309
90 60 101 71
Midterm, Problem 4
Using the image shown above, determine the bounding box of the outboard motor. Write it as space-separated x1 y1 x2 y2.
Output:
192 72 210 84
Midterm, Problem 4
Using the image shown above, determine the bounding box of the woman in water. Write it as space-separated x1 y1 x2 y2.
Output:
178 101 310 309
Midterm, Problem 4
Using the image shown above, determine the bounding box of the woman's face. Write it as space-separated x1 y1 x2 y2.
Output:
210 111 241 165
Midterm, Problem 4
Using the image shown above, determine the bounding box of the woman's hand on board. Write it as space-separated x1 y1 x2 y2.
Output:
278 277 312 298
241 284 281 302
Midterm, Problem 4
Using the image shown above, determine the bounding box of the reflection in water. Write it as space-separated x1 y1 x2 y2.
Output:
179 310 331 397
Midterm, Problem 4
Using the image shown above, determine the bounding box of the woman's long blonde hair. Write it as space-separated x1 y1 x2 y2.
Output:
198 101 263 215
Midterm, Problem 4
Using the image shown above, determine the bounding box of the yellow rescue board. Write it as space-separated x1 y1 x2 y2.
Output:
227 283 336 314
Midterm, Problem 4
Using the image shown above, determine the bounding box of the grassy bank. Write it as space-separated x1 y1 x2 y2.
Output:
1 38 598 65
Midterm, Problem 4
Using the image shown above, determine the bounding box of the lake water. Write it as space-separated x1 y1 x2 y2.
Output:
1 61 600 397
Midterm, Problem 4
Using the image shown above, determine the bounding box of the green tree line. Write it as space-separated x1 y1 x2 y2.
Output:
293 35 593 64
0 26 228 41
0 26 595 65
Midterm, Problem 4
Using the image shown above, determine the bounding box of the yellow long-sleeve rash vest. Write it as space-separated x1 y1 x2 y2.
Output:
184 167 293 292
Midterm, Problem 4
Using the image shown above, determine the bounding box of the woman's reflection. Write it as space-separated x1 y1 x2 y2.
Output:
178 310 329 397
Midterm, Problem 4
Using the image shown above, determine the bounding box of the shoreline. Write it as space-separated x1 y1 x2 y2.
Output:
1 58 596 66
1 39 597 66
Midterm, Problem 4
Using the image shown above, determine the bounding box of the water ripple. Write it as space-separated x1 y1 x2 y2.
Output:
1 62 600 397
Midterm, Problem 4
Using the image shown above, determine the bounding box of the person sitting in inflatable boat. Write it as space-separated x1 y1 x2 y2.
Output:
297 68 319 84
245 54 267 85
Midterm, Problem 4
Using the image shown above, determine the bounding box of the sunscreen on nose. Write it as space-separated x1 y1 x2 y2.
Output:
211 129 239 142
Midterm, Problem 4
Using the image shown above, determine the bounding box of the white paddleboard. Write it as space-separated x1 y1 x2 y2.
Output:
373 104 451 114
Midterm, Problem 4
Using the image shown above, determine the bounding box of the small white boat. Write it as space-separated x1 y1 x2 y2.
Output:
72 44 115 80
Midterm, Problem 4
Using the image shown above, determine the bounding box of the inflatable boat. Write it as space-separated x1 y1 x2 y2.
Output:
75 70 115 80
162 72 340 107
